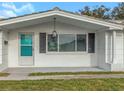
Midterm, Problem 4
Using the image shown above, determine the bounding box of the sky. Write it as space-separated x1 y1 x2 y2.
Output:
0 2 119 18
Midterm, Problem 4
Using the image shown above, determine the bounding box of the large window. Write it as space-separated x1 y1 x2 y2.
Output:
59 34 75 52
48 34 58 51
47 34 88 52
77 34 86 51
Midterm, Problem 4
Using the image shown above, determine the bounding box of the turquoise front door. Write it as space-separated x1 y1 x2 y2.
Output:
19 33 34 66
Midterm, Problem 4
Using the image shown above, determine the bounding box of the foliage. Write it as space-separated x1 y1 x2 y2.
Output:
78 2 124 19
111 2 124 19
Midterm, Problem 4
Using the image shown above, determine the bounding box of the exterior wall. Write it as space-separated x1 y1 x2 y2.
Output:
113 31 124 64
8 22 98 67
111 31 124 71
0 31 8 71
104 31 124 71
97 31 111 71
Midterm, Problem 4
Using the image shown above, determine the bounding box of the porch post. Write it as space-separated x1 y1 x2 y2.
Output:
0 30 3 64
110 30 124 71
105 31 113 63
112 30 116 64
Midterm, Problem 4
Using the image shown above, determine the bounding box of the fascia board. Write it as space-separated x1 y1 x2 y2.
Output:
0 11 57 26
0 10 123 30
57 11 124 30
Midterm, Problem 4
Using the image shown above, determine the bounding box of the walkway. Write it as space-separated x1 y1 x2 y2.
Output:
0 67 124 80
1 73 124 80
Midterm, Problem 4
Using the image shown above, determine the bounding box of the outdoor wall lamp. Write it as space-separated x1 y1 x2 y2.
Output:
52 17 57 38
4 40 8 45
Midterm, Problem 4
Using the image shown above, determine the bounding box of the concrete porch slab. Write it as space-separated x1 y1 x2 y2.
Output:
2 67 104 73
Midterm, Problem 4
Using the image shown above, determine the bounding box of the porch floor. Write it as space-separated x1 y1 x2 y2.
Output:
2 67 104 73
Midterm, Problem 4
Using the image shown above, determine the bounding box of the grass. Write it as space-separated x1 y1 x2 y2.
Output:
0 78 124 90
0 73 9 77
29 71 124 76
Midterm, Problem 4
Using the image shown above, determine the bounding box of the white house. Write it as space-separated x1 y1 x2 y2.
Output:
0 7 124 71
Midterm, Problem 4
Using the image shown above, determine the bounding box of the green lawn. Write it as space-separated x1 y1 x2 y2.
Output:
0 78 124 90
0 73 9 77
29 71 124 76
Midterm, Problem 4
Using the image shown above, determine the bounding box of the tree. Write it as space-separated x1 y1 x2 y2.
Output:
111 7 119 19
117 2 124 19
78 5 110 19
79 6 91 16
78 3 124 20
111 3 124 19
92 5 110 19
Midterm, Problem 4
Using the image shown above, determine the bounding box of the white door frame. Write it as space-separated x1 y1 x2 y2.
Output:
18 32 34 66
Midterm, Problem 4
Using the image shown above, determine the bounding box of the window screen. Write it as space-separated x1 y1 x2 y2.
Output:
88 33 95 53
39 33 46 53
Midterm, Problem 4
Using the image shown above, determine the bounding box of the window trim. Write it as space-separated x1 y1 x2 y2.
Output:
46 33 88 53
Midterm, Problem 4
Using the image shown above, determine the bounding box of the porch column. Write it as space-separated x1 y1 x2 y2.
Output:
112 31 116 64
112 30 124 64
0 30 3 64
110 30 124 71
106 31 113 63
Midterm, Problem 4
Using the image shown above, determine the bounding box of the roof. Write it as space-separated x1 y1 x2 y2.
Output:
107 20 124 25
0 7 123 30
0 7 123 25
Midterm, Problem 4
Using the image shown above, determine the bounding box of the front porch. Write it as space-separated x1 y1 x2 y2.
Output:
2 67 104 73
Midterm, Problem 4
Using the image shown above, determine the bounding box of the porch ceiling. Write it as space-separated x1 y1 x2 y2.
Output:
0 15 108 31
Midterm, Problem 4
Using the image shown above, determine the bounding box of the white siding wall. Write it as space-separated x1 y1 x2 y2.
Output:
0 31 8 71
104 31 124 71
114 31 124 64
111 31 124 71
97 31 111 70
8 22 98 67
